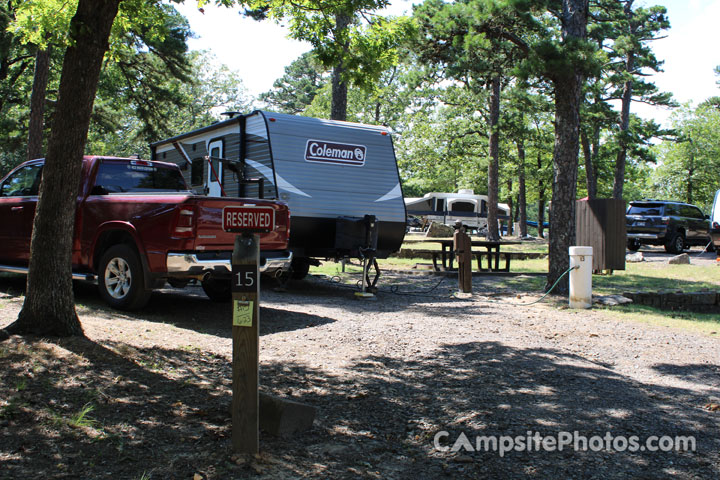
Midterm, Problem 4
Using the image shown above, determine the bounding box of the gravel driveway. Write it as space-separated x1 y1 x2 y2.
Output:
1 271 719 479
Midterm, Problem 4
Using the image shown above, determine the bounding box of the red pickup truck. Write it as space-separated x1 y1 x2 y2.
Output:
0 156 291 309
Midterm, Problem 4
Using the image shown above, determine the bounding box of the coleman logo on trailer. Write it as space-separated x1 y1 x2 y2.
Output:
305 140 366 167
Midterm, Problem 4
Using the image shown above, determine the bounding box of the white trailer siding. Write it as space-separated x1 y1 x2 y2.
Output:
260 111 404 224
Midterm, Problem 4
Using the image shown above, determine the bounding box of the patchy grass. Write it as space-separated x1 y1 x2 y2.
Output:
47 402 98 429
598 304 720 336
593 263 720 294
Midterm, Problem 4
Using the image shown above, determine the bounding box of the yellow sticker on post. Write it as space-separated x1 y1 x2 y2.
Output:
233 300 254 327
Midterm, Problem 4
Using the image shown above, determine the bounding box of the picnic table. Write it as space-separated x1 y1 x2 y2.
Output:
418 239 521 272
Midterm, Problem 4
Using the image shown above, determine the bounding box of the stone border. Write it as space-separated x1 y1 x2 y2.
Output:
623 290 720 313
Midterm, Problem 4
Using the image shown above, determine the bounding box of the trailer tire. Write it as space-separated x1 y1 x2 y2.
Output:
167 278 190 289
626 239 641 252
202 277 232 302
290 258 311 280
98 245 152 310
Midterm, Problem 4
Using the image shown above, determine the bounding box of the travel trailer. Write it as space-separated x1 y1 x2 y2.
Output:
151 111 407 279
405 189 511 233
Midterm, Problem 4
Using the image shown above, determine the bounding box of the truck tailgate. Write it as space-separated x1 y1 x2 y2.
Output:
191 197 289 251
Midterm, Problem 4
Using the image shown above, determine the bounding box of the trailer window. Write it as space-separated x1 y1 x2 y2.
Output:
450 201 475 212
93 161 188 193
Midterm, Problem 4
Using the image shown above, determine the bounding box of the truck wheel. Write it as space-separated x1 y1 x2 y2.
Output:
98 244 152 310
665 233 685 254
202 277 232 302
290 258 311 280
626 239 641 252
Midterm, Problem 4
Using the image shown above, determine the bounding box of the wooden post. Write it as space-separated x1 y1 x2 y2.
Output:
454 223 472 293
231 233 260 454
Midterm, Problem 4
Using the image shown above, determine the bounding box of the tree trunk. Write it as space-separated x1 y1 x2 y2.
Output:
580 129 596 199
506 179 513 237
4 0 122 338
612 50 635 200
486 76 501 241
27 48 50 161
687 146 694 204
330 13 351 121
517 140 528 237
537 152 546 239
591 123 600 193
546 0 588 294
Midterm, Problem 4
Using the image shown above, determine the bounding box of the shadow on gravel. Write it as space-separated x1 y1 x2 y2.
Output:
651 364 720 395
1 337 718 479
259 342 720 479
69 283 337 338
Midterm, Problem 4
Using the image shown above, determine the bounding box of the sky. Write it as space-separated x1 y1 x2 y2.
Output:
174 0 720 127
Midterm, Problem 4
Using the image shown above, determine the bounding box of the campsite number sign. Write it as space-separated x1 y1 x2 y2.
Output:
223 216 263 455
232 265 257 292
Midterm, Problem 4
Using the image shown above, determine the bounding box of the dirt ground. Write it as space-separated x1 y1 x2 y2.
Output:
0 270 719 479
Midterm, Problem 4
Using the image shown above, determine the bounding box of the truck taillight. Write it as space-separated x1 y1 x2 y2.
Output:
286 207 291 238
661 216 669 225
173 207 196 237
713 221 720 230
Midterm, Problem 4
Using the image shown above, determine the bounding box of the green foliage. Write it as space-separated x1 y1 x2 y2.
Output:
88 50 252 157
10 0 181 55
244 0 414 91
396 86 489 196
260 52 327 114
0 2 42 171
0 2 251 163
579 0 674 197
648 103 720 210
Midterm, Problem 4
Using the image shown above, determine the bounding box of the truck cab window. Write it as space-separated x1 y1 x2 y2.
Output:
93 161 188 193
0 165 43 197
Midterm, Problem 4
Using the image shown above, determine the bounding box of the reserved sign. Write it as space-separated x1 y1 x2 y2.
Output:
223 205 275 233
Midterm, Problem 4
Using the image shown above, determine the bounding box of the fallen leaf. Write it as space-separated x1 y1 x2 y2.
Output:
704 403 720 412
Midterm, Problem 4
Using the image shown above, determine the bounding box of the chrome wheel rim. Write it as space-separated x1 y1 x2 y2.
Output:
105 257 131 299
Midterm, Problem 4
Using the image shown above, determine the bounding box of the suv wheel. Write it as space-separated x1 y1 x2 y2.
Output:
665 232 685 254
627 239 641 252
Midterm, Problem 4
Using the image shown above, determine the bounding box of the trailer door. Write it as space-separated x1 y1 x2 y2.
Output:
207 140 223 196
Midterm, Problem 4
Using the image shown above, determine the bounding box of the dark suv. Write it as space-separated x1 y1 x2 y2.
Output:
626 200 710 253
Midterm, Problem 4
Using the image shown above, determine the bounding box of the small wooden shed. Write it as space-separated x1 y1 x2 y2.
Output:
575 198 626 272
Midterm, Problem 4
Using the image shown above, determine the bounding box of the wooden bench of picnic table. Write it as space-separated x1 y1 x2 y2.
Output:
404 247 513 272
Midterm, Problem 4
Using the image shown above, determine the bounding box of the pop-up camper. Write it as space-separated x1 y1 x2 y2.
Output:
711 189 720 251
150 111 406 280
405 189 510 233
